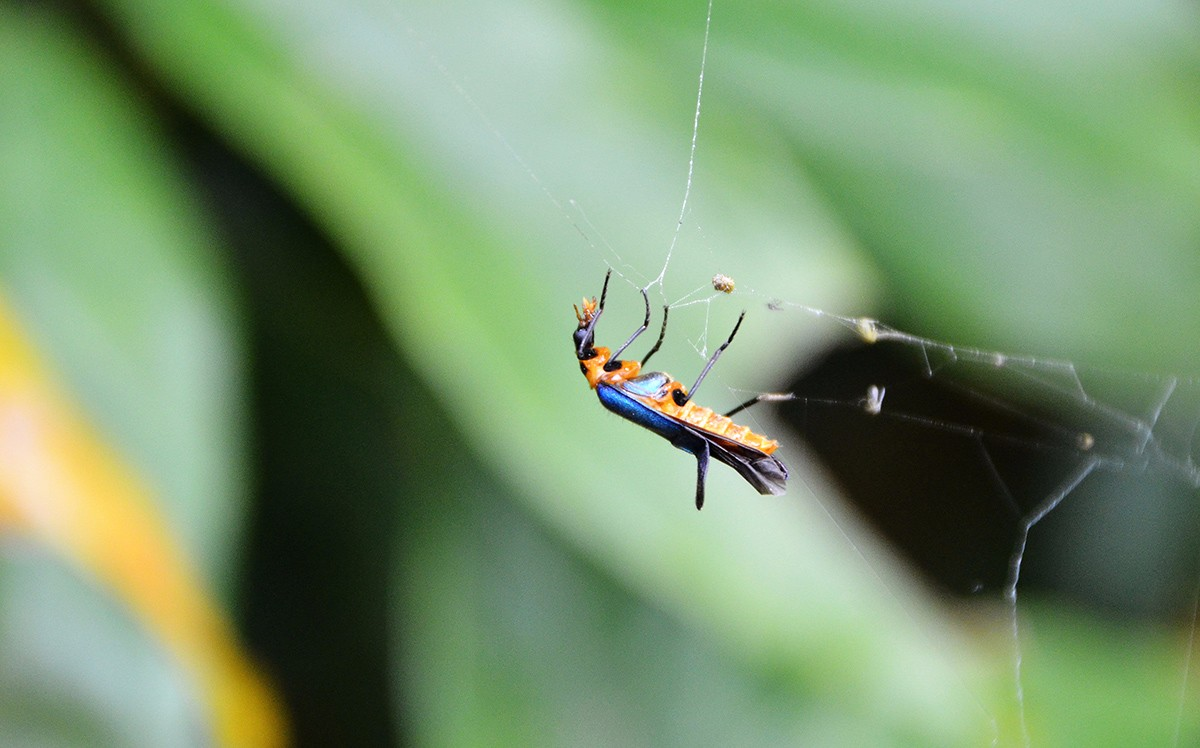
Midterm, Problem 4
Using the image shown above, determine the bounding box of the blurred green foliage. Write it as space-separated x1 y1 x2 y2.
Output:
3 0 1200 745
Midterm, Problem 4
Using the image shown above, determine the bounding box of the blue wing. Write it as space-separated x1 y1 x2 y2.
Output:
596 380 788 498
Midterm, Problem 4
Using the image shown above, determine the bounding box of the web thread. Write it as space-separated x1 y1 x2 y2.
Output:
411 0 1200 743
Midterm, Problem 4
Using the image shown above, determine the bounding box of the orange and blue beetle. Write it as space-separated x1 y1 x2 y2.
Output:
574 270 788 509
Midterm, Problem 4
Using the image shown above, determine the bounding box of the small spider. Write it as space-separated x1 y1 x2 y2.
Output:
711 273 736 294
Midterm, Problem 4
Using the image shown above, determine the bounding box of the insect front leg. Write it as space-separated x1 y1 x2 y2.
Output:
606 287 652 369
694 438 710 510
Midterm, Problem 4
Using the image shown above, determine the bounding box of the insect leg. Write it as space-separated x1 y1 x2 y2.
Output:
675 311 745 406
723 392 795 418
588 269 613 333
694 438 710 510
576 271 613 359
640 306 670 366
607 287 651 365
598 269 612 311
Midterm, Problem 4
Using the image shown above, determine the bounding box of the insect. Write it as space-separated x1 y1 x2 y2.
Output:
574 270 788 509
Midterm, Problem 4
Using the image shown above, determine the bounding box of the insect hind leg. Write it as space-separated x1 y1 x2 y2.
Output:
723 392 796 418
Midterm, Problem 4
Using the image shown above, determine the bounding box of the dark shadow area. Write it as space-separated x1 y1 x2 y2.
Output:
189 134 403 746
784 339 1200 621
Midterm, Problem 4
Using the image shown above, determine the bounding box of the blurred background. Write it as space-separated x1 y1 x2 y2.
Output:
3 0 1200 745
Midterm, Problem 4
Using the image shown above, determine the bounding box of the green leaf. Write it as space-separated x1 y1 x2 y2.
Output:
0 7 279 745
0 547 206 747
0 5 248 586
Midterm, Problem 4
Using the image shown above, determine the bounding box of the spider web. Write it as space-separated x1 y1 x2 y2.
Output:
622 216 1200 747
564 4 1200 745
394 0 1200 744
759 309 1200 746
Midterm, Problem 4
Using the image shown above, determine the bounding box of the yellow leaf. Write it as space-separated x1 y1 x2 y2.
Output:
0 296 287 747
